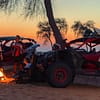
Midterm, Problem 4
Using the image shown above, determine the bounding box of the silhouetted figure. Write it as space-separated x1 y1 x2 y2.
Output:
11 35 24 74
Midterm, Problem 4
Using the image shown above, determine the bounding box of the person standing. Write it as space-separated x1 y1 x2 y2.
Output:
11 35 24 74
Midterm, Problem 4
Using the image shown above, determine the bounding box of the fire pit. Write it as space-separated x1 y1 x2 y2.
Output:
0 68 15 83
0 68 5 81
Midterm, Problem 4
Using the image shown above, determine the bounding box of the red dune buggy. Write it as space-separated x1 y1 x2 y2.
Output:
1 36 100 88
46 37 100 87
68 37 100 75
0 36 36 66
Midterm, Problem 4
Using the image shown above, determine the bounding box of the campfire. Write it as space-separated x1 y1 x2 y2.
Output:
0 68 5 81
0 68 15 83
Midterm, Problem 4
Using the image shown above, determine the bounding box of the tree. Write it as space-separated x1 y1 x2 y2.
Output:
37 21 52 47
0 0 64 47
71 20 98 37
71 21 84 37
37 18 68 48
44 0 64 47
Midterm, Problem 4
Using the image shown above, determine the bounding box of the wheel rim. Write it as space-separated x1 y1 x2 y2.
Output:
54 68 67 83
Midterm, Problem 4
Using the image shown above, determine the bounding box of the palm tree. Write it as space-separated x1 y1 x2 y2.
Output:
37 18 68 48
0 0 64 47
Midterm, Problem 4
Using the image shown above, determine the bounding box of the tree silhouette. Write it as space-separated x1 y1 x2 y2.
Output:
71 20 98 37
0 0 64 47
84 20 98 37
37 18 68 48
71 21 84 36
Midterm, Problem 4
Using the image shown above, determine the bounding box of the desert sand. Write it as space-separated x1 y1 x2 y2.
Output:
0 77 100 100
0 82 100 100
0 66 100 100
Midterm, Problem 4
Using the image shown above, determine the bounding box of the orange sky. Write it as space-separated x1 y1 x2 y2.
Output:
0 14 36 37
0 14 100 42
0 0 100 42
0 14 77 42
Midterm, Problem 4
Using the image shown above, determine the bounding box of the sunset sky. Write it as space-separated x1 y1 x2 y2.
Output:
0 0 100 41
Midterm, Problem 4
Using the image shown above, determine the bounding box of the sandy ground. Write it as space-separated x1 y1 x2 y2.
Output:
0 82 100 100
0 66 100 100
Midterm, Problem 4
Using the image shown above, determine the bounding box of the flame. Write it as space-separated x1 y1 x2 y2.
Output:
0 71 4 77
0 68 15 83
0 68 4 78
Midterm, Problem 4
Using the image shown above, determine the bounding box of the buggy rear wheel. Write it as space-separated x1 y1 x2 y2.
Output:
47 62 74 88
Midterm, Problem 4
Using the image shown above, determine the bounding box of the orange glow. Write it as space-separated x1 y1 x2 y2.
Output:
0 14 37 40
0 14 79 42
0 77 15 83
0 14 100 42
0 71 4 77
0 68 15 83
